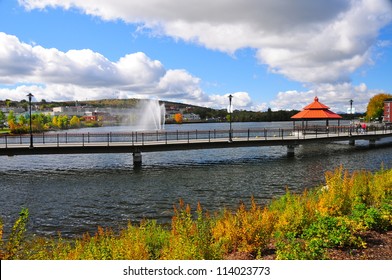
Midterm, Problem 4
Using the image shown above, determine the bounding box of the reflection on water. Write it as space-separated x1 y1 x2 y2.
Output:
1 122 392 237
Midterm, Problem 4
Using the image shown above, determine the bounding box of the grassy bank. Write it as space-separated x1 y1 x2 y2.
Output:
1 166 391 260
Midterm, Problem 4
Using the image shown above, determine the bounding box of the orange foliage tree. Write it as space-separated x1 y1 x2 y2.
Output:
366 93 392 121
174 113 183 124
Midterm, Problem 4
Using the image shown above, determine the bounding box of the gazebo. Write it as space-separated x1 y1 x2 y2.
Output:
291 96 342 131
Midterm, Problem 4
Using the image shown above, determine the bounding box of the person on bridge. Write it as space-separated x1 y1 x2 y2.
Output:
361 123 367 134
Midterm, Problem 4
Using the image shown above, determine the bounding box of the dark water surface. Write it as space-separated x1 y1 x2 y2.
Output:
1 122 392 237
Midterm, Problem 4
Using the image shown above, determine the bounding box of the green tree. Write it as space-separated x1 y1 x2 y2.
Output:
366 93 392 122
58 115 69 129
0 111 5 128
7 110 16 124
18 114 27 126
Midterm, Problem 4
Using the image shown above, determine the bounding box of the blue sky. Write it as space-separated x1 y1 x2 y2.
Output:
1 0 392 112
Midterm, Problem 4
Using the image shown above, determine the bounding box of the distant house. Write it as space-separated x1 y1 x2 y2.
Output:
52 106 89 117
384 99 392 123
183 113 201 121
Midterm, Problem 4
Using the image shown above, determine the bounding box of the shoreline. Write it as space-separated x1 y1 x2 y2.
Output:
1 166 391 260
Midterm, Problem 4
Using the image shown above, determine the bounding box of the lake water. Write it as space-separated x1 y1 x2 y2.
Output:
1 122 392 238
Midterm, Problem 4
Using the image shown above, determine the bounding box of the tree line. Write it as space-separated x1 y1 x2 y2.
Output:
3 111 101 134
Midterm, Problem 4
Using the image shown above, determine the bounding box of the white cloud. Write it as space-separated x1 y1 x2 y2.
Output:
0 32 243 108
18 0 392 85
206 92 253 110
269 82 381 112
5 1 392 112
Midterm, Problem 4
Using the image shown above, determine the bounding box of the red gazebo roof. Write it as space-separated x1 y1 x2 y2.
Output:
291 97 342 120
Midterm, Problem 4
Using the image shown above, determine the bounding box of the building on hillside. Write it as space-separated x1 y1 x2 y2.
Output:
52 106 91 117
384 99 392 123
183 113 201 121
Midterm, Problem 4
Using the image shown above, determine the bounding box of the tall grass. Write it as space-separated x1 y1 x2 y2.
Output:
1 166 391 260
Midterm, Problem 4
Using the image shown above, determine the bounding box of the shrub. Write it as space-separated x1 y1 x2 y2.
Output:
212 197 274 256
3 209 29 259
161 200 220 259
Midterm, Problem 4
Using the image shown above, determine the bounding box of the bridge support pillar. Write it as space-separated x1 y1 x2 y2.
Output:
133 151 142 168
369 139 376 148
287 145 295 157
349 139 355 146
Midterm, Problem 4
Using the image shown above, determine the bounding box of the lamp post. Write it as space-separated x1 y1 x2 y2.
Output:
228 94 233 142
350 99 353 115
349 99 353 136
27 93 34 148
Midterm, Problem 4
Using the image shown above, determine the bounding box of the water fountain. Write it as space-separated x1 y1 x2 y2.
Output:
135 99 166 130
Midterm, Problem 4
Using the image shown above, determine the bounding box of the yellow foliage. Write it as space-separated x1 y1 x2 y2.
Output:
366 93 392 121
212 197 274 255
1 167 391 260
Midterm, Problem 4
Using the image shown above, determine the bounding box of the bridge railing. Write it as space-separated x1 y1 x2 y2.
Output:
1 125 392 148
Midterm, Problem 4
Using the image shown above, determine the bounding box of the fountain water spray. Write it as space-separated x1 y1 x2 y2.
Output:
135 99 166 130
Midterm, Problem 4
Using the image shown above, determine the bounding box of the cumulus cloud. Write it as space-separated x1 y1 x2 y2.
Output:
5 1 392 112
269 83 381 112
18 0 392 85
0 32 252 108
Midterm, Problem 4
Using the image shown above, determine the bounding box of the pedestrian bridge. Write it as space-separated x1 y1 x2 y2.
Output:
1 126 392 167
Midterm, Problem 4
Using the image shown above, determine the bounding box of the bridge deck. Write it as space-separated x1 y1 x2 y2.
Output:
1 127 392 156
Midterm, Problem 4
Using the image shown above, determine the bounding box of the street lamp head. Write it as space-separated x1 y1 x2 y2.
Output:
228 94 232 102
27 92 34 100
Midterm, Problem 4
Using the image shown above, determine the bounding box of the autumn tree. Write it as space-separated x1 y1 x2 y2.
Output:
69 116 81 128
52 116 59 128
7 110 16 129
174 113 183 124
366 93 392 122
58 115 69 129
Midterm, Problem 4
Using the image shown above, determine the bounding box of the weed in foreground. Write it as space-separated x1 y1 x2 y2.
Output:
1 167 391 260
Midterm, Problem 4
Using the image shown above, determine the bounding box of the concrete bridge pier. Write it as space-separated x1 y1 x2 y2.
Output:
369 139 376 148
133 151 142 168
287 145 295 157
